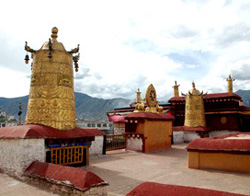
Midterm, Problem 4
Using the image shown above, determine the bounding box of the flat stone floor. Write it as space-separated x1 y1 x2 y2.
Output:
0 173 59 196
86 144 250 196
0 144 250 196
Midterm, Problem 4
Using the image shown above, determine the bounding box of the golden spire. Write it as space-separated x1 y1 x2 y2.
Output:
192 81 195 89
173 81 180 97
51 27 58 42
226 74 235 93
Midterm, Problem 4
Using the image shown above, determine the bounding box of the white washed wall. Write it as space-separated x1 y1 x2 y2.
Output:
173 131 184 144
90 136 104 156
209 130 237 138
0 138 45 175
127 138 143 152
184 132 200 142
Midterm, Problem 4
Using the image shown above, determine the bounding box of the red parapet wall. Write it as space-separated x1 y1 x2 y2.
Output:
186 132 250 172
126 182 248 196
0 124 104 139
25 161 108 191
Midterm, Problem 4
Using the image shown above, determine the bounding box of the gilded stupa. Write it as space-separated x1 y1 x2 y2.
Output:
184 82 206 127
25 27 80 130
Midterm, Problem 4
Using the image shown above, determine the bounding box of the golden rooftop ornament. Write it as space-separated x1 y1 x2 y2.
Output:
136 88 142 103
226 74 235 93
134 84 163 113
173 81 180 97
24 27 80 130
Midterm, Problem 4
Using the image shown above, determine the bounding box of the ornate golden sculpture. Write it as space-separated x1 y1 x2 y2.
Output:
183 82 206 127
133 84 163 113
227 74 235 93
25 27 80 130
173 81 180 97
134 98 145 112
156 101 163 113
145 84 157 113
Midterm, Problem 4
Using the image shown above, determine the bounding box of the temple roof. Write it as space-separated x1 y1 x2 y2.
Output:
0 124 104 139
108 114 126 122
125 112 174 121
172 126 210 132
169 92 242 102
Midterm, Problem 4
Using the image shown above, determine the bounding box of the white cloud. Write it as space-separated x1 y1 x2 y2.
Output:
0 67 29 98
0 0 250 100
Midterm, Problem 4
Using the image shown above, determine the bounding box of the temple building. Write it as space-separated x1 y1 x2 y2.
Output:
108 75 250 143
124 84 174 152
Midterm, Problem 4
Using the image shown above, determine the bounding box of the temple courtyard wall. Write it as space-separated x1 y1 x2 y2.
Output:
126 137 143 152
90 135 104 156
0 135 104 176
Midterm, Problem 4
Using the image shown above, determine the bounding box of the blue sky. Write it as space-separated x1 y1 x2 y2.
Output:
1 0 250 101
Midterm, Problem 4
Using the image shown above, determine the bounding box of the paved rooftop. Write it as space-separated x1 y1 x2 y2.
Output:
1 144 250 196
86 144 250 196
0 173 59 196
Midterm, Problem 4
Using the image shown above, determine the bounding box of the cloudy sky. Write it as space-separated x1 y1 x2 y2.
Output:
1 0 250 101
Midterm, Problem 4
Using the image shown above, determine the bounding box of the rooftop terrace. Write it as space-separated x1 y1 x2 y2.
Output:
1 144 250 196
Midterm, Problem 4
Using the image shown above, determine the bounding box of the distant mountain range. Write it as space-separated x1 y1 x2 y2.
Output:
0 90 250 122
0 92 131 122
235 89 250 106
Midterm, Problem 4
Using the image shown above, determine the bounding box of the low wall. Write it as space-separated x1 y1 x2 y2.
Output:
173 131 184 144
187 133 250 172
0 138 44 175
188 151 250 172
209 130 237 137
90 135 104 156
127 137 143 152
24 161 108 196
126 182 247 196
184 132 200 143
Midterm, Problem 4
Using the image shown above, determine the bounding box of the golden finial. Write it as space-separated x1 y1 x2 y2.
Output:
192 81 195 89
173 81 180 97
51 27 58 41
136 88 141 103
226 74 235 93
